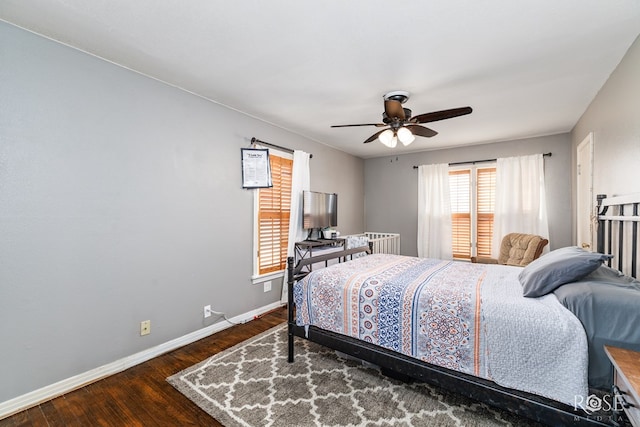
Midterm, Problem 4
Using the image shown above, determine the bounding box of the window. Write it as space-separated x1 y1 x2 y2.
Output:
256 152 293 275
450 170 471 259
449 166 496 260
476 167 496 257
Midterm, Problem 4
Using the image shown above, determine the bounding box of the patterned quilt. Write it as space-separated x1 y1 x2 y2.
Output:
294 254 589 405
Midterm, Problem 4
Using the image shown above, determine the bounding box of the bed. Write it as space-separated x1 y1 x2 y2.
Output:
286 193 640 426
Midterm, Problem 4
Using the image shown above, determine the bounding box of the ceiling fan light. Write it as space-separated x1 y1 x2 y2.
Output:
389 135 398 148
378 129 395 147
397 127 415 146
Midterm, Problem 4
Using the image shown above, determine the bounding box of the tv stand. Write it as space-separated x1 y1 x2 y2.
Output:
294 238 345 273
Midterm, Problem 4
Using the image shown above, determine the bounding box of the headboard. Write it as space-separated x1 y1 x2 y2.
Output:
596 193 640 278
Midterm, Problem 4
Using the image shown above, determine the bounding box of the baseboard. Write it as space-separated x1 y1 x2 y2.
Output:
0 301 285 420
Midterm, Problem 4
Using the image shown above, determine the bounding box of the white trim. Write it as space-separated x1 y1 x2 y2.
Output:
576 132 594 249
447 164 496 258
252 147 294 278
0 301 285 420
251 270 284 285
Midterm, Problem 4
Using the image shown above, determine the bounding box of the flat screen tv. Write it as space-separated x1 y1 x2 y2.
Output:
303 191 337 230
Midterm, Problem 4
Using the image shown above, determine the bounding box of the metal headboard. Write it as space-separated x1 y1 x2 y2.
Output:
596 193 640 278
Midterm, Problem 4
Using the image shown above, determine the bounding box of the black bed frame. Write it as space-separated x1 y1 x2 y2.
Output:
286 194 640 426
597 193 640 279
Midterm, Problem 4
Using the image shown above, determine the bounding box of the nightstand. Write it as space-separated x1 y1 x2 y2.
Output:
605 345 640 427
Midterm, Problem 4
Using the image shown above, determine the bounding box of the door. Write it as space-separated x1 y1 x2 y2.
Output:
576 133 594 250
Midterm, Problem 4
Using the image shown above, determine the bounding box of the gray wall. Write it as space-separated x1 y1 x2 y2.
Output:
571 34 640 211
0 21 364 403
364 134 572 256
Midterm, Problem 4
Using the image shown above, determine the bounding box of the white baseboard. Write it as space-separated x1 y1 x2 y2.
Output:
0 301 285 420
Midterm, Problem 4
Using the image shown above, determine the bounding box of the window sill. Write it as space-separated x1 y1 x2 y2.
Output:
251 270 284 286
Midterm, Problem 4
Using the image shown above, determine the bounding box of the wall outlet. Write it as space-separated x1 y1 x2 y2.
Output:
263 281 272 293
204 305 212 318
140 320 151 336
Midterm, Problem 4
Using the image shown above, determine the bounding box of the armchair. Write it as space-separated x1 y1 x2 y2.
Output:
471 233 549 267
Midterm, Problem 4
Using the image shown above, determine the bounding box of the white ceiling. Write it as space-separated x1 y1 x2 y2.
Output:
2 1 640 159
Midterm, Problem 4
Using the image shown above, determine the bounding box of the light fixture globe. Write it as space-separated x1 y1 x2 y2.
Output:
397 127 415 146
383 90 410 104
378 129 395 147
389 135 398 148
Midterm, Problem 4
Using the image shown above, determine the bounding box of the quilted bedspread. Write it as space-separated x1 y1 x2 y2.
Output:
294 254 589 406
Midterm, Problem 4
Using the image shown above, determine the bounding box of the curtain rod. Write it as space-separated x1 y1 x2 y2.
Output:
412 152 551 169
251 137 313 158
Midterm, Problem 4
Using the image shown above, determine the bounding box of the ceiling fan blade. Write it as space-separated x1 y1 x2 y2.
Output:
406 124 438 138
384 100 405 120
331 123 386 128
410 106 472 124
363 128 388 143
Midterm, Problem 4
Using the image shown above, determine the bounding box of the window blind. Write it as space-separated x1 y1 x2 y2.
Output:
257 155 293 274
450 169 471 259
449 167 496 260
476 167 496 257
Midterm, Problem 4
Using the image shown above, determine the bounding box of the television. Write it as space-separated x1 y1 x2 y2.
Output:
303 191 337 232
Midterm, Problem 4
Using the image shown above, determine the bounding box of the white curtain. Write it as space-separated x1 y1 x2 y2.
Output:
417 163 453 259
281 150 311 303
492 154 549 257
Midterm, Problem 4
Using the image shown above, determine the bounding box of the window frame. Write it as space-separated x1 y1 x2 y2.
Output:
449 164 496 260
251 147 293 284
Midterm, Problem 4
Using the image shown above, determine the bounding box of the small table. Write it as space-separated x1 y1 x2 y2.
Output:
604 345 640 426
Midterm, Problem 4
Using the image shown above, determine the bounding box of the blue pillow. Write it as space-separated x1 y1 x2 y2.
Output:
519 246 613 297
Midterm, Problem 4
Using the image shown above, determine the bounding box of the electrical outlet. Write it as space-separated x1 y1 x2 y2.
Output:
263 281 272 293
140 320 151 336
204 305 212 318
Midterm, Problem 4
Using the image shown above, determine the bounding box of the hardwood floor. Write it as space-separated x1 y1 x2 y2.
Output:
0 308 287 427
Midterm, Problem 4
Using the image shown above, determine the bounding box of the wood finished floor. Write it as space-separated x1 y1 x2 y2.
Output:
0 308 287 427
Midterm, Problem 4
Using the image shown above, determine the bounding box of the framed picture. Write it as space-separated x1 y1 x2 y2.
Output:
241 148 272 188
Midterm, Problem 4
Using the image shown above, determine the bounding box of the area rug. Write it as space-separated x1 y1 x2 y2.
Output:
167 324 541 427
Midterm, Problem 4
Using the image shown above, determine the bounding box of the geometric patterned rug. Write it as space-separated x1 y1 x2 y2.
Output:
167 324 543 427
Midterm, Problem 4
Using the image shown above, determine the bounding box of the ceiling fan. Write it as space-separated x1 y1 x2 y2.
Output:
331 91 472 147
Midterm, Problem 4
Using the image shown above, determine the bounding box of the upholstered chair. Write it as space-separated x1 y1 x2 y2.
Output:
471 233 549 267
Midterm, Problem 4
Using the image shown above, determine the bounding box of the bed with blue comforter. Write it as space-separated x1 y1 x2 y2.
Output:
294 253 590 406
287 246 640 426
